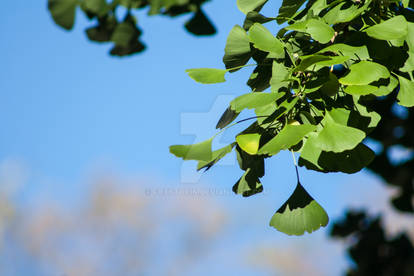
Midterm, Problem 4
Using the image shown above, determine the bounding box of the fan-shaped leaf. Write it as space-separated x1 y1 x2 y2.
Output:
236 134 261 155
223 25 251 71
365 15 408 41
270 182 329 236
258 124 316 155
186 68 227 84
170 138 213 161
248 23 284 58
397 76 414 107
339 61 390 85
48 0 77 30
231 92 281 112
237 0 268 14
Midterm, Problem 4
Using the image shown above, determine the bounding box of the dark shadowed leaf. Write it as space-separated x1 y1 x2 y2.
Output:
233 168 263 197
184 9 216 36
216 107 240 129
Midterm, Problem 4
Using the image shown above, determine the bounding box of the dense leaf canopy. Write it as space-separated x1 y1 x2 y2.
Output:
170 0 414 235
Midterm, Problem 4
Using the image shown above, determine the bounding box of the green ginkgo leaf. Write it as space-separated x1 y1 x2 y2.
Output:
170 138 213 161
233 168 263 197
223 25 252 71
236 133 261 155
339 61 390 85
231 92 281 112
186 68 227 84
197 143 235 171
397 75 414 107
365 15 408 41
248 23 284 58
258 124 316 155
270 182 329 236
237 0 268 14
48 0 77 30
315 115 366 153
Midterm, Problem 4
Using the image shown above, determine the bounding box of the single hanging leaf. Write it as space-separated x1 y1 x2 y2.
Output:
397 76 414 107
223 25 251 71
48 0 77 30
400 51 414 73
248 23 284 58
315 115 365 153
233 168 263 197
237 0 268 14
236 133 261 155
186 68 227 84
231 92 281 112
170 138 213 161
365 16 408 41
339 61 390 86
258 124 316 156
270 182 329 236
197 143 235 171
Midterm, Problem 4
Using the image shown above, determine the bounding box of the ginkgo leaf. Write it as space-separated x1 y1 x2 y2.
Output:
236 133 261 155
258 124 316 155
237 0 268 14
270 182 329 236
197 143 235 171
248 23 284 58
315 116 366 153
223 25 251 71
365 15 408 41
233 168 263 197
397 75 414 107
186 68 227 84
48 0 77 30
339 61 390 85
231 92 281 112
170 138 213 161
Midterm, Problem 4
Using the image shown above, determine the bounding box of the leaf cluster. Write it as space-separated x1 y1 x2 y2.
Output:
171 0 414 235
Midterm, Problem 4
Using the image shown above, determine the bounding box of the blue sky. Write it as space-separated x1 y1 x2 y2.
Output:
0 1 406 275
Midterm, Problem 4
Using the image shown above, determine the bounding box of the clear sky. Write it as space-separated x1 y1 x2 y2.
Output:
0 1 407 275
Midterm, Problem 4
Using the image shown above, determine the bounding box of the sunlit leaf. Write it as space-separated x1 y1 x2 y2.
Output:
258 124 316 155
236 133 261 155
248 23 284 58
237 0 268 14
186 68 227 84
270 182 329 236
365 15 408 41
197 143 235 171
231 92 281 112
170 138 213 161
397 75 414 107
339 61 390 85
315 115 366 153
